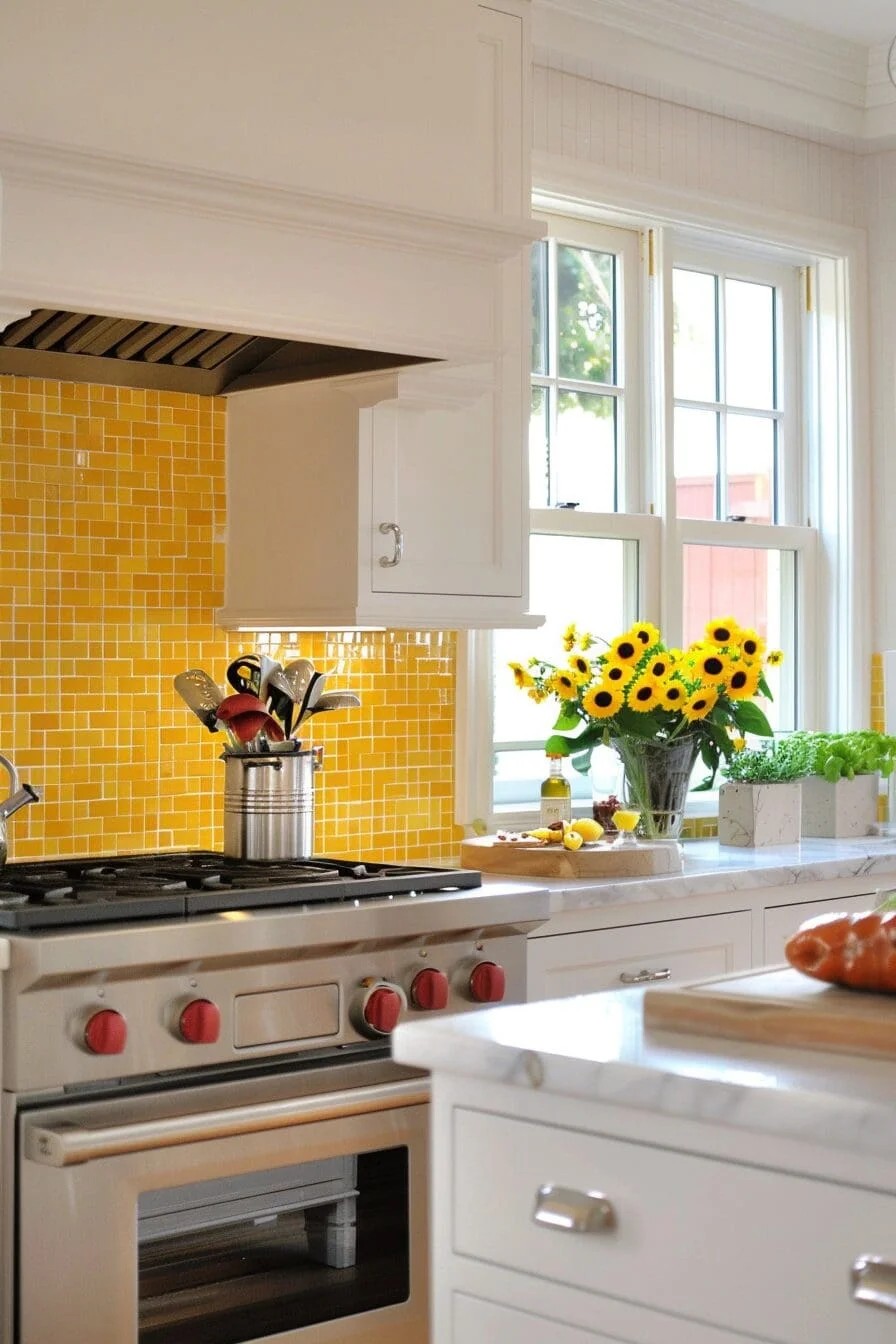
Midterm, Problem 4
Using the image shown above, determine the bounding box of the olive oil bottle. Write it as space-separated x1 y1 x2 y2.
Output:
540 753 572 826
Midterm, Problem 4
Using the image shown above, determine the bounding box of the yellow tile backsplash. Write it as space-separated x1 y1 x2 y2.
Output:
0 376 459 864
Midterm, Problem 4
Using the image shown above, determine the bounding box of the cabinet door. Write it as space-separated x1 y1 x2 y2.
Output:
763 891 878 964
454 1293 620 1343
528 911 752 1001
368 368 523 599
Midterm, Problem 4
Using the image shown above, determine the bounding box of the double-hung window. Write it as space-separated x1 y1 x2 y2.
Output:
461 204 829 831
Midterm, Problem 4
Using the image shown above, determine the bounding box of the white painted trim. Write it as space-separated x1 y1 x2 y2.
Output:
0 135 541 262
532 0 896 148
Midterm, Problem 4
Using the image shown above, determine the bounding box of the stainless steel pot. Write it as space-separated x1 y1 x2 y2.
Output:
0 754 41 867
222 748 321 861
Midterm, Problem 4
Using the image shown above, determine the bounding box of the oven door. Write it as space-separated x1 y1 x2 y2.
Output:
18 1057 428 1344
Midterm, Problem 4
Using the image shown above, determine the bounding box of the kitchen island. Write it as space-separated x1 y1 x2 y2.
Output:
393 975 896 1343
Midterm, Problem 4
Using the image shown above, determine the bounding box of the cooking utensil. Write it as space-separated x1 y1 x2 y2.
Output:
216 692 270 722
266 668 300 736
173 670 225 732
227 712 286 746
0 753 41 868
294 670 327 730
226 655 262 697
306 691 361 716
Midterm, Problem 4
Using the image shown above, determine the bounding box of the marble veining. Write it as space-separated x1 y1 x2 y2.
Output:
392 985 896 1167
488 835 896 915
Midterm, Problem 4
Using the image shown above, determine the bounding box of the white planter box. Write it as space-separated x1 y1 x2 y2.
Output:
800 773 879 838
718 781 802 847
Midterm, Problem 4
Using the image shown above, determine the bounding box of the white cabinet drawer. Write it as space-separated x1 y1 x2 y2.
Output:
763 891 877 964
527 911 751 1001
453 1293 618 1343
453 1107 896 1343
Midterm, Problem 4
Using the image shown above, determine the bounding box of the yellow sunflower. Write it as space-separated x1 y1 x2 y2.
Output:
766 648 785 666
549 670 578 700
737 628 766 661
561 623 578 653
608 633 641 665
603 659 636 688
627 671 660 712
682 687 718 722
528 686 549 703
508 661 534 689
726 663 761 700
568 653 592 681
645 653 673 682
582 683 624 719
705 617 739 647
691 648 731 685
658 679 687 710
629 621 661 650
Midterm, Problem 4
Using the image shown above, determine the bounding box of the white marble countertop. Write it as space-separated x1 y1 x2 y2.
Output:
392 981 896 1170
477 834 896 919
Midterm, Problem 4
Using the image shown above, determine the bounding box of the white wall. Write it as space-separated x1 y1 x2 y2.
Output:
863 150 896 650
532 65 864 227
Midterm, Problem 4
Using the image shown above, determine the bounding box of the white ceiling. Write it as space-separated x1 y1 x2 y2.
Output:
731 0 894 45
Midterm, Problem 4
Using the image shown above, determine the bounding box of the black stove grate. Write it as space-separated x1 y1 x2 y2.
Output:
0 852 481 930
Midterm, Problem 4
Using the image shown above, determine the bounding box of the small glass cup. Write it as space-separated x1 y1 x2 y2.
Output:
611 809 641 847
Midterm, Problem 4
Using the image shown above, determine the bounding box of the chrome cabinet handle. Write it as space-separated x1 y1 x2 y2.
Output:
532 1184 616 1234
378 521 404 567
852 1256 896 1311
619 967 671 984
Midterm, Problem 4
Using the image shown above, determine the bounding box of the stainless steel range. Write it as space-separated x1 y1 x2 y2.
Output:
0 851 548 1344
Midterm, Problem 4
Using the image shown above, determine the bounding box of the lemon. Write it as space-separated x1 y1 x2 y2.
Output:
571 817 603 842
562 829 584 851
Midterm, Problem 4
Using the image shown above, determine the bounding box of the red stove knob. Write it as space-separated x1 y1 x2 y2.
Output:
361 984 405 1036
179 999 221 1045
84 1008 127 1055
469 961 506 1004
410 967 449 1011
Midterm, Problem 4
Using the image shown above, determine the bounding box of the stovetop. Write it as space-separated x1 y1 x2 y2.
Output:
0 852 482 930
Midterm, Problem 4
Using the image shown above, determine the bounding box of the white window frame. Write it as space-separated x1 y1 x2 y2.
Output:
456 168 870 833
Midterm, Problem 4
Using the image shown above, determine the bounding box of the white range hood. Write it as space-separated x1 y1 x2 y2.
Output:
0 0 539 629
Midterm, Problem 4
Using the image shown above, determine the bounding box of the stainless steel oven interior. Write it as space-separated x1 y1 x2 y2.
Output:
16 1056 429 1344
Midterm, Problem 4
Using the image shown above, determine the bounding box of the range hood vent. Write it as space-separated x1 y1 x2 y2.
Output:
0 308 428 396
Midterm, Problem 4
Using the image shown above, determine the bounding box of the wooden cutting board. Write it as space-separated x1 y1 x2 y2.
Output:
643 965 896 1061
460 836 683 879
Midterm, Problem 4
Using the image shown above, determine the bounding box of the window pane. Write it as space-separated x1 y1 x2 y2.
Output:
531 242 547 376
529 387 549 508
493 534 635 806
727 414 775 524
557 245 615 384
554 392 617 511
726 278 775 410
673 269 717 402
682 543 795 730
674 406 718 520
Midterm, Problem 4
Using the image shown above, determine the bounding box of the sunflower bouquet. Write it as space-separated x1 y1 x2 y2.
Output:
510 617 780 835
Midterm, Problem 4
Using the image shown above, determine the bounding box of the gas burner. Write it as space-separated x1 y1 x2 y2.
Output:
0 852 481 930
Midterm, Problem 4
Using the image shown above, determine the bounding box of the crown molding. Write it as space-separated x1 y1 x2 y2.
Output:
533 0 896 150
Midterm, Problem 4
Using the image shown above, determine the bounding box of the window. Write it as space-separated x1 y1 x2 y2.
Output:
458 202 854 831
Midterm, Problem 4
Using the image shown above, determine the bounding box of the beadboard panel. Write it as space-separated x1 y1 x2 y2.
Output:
863 150 896 654
533 65 865 229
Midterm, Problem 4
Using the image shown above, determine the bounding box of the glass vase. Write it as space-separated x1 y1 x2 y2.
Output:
610 733 701 840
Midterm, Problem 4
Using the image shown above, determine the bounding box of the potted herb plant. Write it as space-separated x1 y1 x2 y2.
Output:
718 736 808 847
789 730 896 838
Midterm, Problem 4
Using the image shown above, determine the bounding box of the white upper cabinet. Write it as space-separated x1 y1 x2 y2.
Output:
218 2 540 631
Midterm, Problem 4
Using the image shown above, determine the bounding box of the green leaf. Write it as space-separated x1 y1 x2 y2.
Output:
730 700 774 737
544 734 573 758
552 706 581 732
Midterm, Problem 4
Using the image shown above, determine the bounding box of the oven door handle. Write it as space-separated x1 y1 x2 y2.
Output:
24 1077 430 1168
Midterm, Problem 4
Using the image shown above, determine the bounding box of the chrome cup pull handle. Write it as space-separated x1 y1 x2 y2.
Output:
378 521 404 567
852 1256 896 1311
532 1184 616 1235
619 967 671 984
